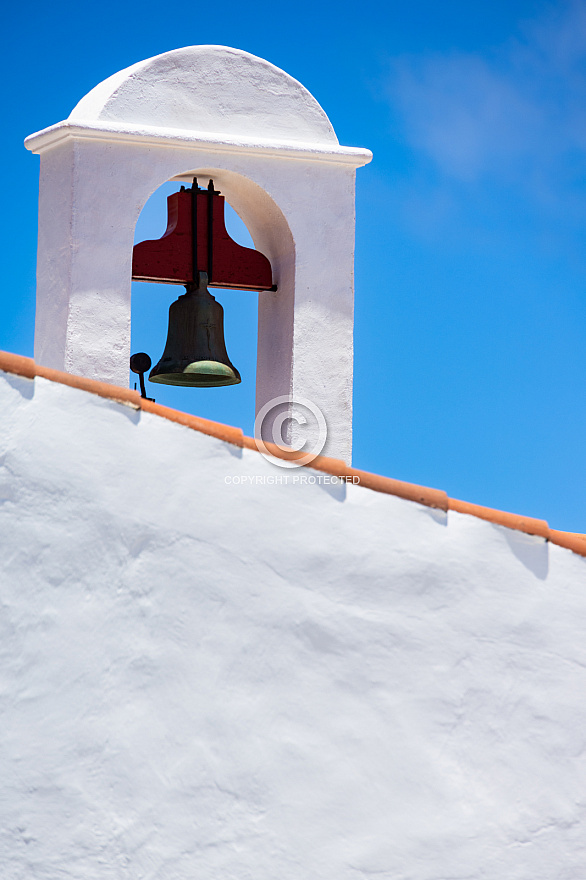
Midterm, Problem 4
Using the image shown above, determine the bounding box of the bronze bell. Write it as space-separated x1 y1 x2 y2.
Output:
149 272 241 387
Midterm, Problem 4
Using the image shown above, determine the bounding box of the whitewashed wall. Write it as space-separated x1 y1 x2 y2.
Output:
1 368 586 880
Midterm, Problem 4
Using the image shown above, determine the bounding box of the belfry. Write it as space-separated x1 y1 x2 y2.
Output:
25 45 372 462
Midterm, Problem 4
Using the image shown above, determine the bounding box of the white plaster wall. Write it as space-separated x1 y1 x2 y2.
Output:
1 369 586 880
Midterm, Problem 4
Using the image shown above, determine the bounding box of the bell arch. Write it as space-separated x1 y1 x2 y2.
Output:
170 167 296 422
25 45 371 463
131 167 296 423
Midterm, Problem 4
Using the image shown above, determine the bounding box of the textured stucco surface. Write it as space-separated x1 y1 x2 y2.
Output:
1 370 586 879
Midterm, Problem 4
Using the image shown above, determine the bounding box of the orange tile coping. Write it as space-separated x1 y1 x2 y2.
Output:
1 350 585 559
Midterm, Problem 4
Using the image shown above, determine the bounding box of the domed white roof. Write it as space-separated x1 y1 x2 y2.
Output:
69 45 339 146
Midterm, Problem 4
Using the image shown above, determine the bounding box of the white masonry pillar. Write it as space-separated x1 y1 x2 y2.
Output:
25 46 371 463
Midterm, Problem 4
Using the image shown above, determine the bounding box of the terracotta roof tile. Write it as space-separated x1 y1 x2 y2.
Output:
36 363 143 408
448 498 550 539
549 530 586 557
1 350 584 559
140 398 245 446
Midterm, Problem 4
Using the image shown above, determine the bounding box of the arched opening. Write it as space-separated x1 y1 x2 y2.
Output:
131 170 294 435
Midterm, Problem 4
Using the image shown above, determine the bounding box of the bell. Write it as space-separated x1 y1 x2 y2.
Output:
149 272 241 387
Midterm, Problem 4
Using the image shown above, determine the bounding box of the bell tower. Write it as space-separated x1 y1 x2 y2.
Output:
25 46 371 463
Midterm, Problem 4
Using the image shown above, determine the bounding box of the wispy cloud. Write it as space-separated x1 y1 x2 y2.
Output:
388 0 586 210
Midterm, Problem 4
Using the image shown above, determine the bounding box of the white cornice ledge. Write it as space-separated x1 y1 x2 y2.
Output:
24 120 373 167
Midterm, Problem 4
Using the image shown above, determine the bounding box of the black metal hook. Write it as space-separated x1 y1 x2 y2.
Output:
130 352 155 401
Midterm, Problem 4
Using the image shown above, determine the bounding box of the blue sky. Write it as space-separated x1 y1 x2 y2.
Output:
3 0 586 531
